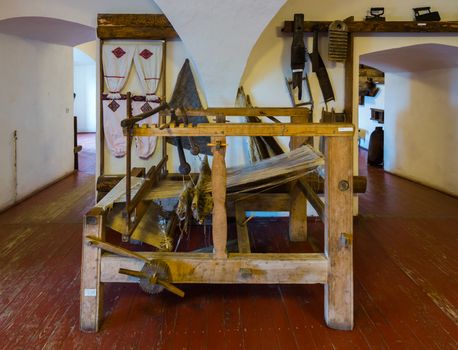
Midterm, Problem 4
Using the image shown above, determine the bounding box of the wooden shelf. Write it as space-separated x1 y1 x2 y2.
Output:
130 122 355 137
282 20 458 33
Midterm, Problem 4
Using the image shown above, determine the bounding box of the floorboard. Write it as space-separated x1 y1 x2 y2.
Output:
0 135 457 349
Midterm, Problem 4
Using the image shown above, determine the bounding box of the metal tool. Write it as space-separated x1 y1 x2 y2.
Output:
328 20 349 62
365 8 385 21
413 7 441 21
177 137 191 175
290 13 306 100
309 30 335 103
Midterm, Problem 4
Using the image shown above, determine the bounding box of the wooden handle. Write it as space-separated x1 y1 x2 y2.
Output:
156 279 185 298
86 236 150 264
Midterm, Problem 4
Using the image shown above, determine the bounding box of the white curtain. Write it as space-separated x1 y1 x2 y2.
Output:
132 100 160 159
102 44 135 100
133 43 163 101
102 99 127 157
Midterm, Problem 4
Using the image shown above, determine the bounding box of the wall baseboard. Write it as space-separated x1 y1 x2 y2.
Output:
0 170 77 214
384 170 458 199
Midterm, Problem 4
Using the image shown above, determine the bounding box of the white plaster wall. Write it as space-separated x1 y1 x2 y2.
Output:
0 33 74 210
358 84 384 149
384 68 458 196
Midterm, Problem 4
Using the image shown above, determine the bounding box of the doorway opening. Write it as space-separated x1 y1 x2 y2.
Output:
73 43 97 174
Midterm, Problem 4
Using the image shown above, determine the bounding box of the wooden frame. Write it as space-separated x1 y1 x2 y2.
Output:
81 111 354 332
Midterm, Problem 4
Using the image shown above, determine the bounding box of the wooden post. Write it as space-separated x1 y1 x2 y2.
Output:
324 136 353 330
80 207 106 332
99 39 105 175
211 115 227 259
161 40 168 176
288 112 309 241
344 33 354 122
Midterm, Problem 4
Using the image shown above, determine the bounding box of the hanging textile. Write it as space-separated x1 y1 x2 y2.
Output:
102 44 135 100
102 98 127 157
133 43 163 101
132 98 160 159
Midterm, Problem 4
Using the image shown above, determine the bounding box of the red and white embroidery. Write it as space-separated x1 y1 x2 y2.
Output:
112 47 126 59
139 49 153 60
140 102 153 113
108 100 120 112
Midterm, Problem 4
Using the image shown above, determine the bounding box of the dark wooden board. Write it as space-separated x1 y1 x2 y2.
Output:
97 14 179 40
282 20 458 33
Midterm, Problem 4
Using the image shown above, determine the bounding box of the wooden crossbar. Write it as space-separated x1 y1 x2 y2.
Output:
100 252 328 284
130 123 355 137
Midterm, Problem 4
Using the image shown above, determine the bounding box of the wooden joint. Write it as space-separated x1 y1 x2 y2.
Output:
207 141 227 150
340 233 353 248
338 180 350 192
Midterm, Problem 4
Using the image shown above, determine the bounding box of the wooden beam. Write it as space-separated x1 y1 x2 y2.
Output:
235 203 251 253
231 193 291 212
182 107 311 117
282 20 458 33
298 178 325 220
211 116 228 259
97 14 178 40
100 252 328 284
324 136 354 330
131 123 355 137
99 39 105 175
80 208 105 332
288 109 311 242
344 33 354 122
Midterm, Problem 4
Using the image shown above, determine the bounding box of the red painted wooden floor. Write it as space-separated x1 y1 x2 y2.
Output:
0 146 457 349
77 133 96 174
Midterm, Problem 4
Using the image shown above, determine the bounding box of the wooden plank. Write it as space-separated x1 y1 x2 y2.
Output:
282 20 458 33
80 208 105 332
97 14 178 40
231 193 291 212
131 123 355 137
344 33 354 122
235 203 251 253
182 107 311 117
289 184 307 241
99 39 105 175
100 252 328 284
324 136 354 330
211 126 228 259
288 110 310 241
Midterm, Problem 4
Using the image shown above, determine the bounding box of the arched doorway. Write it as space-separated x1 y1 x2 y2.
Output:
359 43 458 196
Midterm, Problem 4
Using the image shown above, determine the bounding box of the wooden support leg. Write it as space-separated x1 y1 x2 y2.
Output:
235 203 251 253
80 207 106 332
211 136 227 259
288 113 310 241
289 182 307 241
324 136 353 330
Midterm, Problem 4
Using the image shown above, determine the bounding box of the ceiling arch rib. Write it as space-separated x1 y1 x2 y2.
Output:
154 0 287 106
360 43 458 73
0 17 95 46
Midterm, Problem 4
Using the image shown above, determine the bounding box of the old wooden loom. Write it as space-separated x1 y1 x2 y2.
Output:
81 103 356 332
82 13 458 333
